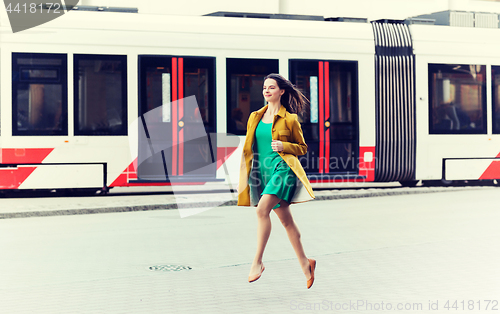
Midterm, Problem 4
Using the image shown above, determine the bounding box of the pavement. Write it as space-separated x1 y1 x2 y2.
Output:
0 183 494 219
0 186 499 314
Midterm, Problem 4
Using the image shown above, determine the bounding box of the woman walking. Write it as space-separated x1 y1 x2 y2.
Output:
237 73 316 289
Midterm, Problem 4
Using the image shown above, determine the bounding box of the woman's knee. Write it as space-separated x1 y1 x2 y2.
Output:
255 206 271 219
280 218 291 229
279 215 296 229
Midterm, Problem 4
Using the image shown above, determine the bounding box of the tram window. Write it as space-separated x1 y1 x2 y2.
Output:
74 54 127 135
428 63 486 134
226 58 279 135
290 60 357 140
12 53 67 136
492 66 500 134
183 58 216 132
140 56 216 132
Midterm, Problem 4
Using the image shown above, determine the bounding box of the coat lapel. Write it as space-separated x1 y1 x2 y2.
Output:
246 104 268 142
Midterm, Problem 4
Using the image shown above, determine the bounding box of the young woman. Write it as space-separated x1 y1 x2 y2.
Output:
237 73 316 289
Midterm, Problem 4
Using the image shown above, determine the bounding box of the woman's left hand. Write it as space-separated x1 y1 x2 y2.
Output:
272 139 284 152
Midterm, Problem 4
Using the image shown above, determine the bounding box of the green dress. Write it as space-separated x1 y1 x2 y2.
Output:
254 119 297 209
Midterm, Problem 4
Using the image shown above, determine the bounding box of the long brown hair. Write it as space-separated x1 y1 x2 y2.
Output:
264 73 308 115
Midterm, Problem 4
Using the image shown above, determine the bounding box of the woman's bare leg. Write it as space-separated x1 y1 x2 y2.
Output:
249 194 281 277
273 201 312 280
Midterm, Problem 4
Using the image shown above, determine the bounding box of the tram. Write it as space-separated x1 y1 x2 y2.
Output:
1 7 500 193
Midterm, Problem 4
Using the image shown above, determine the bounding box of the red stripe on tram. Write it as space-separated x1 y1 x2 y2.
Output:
318 61 324 174
178 58 184 176
172 57 178 176
479 151 500 180
324 61 330 173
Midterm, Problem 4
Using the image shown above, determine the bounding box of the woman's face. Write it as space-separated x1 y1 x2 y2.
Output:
263 78 284 103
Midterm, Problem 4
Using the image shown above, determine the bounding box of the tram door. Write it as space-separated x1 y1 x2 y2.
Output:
290 60 358 175
137 56 216 182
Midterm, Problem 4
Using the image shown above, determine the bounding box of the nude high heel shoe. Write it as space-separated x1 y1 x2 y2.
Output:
307 259 316 289
248 264 265 283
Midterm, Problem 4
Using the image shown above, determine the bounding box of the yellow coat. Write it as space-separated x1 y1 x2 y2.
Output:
237 104 315 206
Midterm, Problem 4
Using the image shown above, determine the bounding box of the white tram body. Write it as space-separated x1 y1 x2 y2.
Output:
413 25 500 181
0 9 499 191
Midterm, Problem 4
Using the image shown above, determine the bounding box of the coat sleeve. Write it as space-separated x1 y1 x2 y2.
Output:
281 114 308 156
238 112 255 195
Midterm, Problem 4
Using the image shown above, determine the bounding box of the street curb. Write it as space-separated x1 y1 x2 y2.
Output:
0 186 491 219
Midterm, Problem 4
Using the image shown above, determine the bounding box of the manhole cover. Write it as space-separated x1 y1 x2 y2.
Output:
149 265 192 272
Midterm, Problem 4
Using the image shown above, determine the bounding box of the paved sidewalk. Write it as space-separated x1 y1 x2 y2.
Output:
0 188 499 313
0 185 492 218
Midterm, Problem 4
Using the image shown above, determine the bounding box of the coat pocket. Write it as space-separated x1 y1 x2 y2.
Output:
278 130 290 141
